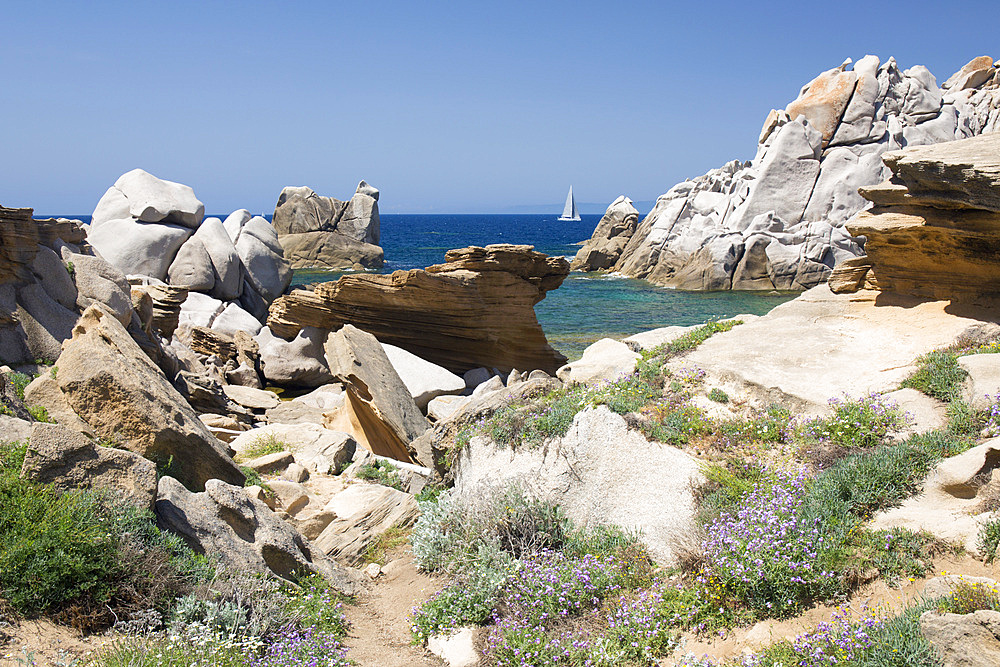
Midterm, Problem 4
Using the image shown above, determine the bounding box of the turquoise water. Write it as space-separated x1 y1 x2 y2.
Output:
292 214 797 360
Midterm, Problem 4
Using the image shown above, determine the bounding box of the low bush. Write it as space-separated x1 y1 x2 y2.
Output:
977 517 1000 564
0 439 208 630
699 469 841 618
707 388 729 403
355 459 405 491
91 571 353 667
797 392 909 449
937 578 1000 614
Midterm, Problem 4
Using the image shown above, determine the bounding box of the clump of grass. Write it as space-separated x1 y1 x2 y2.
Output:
237 433 290 462
797 392 909 449
901 348 966 402
355 459 405 491
361 525 410 565
26 405 52 423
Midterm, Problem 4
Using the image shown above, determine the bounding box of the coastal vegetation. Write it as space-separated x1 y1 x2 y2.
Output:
407 318 993 666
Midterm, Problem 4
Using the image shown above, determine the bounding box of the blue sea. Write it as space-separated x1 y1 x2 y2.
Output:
292 214 797 360
52 213 795 360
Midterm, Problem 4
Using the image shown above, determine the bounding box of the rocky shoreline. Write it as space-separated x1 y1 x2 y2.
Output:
3 58 1000 667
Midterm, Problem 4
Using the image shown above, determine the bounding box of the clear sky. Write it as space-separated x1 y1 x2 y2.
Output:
2 0 997 215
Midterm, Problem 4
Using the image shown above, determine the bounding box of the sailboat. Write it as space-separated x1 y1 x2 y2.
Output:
557 186 581 221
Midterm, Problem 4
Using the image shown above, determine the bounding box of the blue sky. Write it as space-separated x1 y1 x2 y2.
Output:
2 1 997 214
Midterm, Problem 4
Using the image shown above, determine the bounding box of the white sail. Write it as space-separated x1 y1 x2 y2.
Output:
558 186 581 221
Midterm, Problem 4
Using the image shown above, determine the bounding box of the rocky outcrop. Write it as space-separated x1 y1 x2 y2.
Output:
267 244 569 375
570 196 639 271
453 406 703 565
920 609 1000 667
53 304 244 491
847 132 1000 302
556 338 640 384
155 476 358 594
21 423 158 510
87 171 292 337
678 284 999 412
574 55 1000 290
0 206 126 365
273 182 384 270
873 439 1000 555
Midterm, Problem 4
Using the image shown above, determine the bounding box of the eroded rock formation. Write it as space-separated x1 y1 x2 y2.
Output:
573 55 1000 290
847 132 1000 302
273 182 384 270
267 244 569 375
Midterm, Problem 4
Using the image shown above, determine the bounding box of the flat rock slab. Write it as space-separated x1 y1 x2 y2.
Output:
222 384 280 409
679 285 1000 412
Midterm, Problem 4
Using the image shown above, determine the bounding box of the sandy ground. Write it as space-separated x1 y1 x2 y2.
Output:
0 616 110 666
342 545 446 667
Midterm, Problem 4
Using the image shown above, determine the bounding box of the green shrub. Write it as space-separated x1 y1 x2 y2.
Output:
410 562 512 644
355 459 405 491
901 348 966 402
977 517 1000 564
26 405 52 423
798 392 909 448
642 400 713 446
707 388 729 403
716 404 792 445
858 602 941 667
6 371 32 401
0 440 208 628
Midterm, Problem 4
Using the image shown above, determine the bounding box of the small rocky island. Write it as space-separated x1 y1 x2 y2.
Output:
2 54 1000 667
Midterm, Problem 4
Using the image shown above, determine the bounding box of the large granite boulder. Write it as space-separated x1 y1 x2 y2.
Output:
453 406 703 565
232 215 293 304
167 216 243 300
920 609 1000 667
88 217 193 281
155 476 359 594
570 196 639 271
54 304 244 491
574 55 1000 291
92 168 204 228
323 324 430 462
256 326 334 387
268 244 569 375
382 343 466 410
21 422 158 510
847 132 1000 302
314 483 420 564
273 182 383 270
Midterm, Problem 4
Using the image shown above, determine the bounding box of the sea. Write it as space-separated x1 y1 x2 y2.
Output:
51 213 797 361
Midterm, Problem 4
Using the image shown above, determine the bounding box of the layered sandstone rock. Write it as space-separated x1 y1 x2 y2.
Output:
847 132 1000 302
267 244 569 375
273 182 384 270
0 206 110 365
574 55 1000 290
